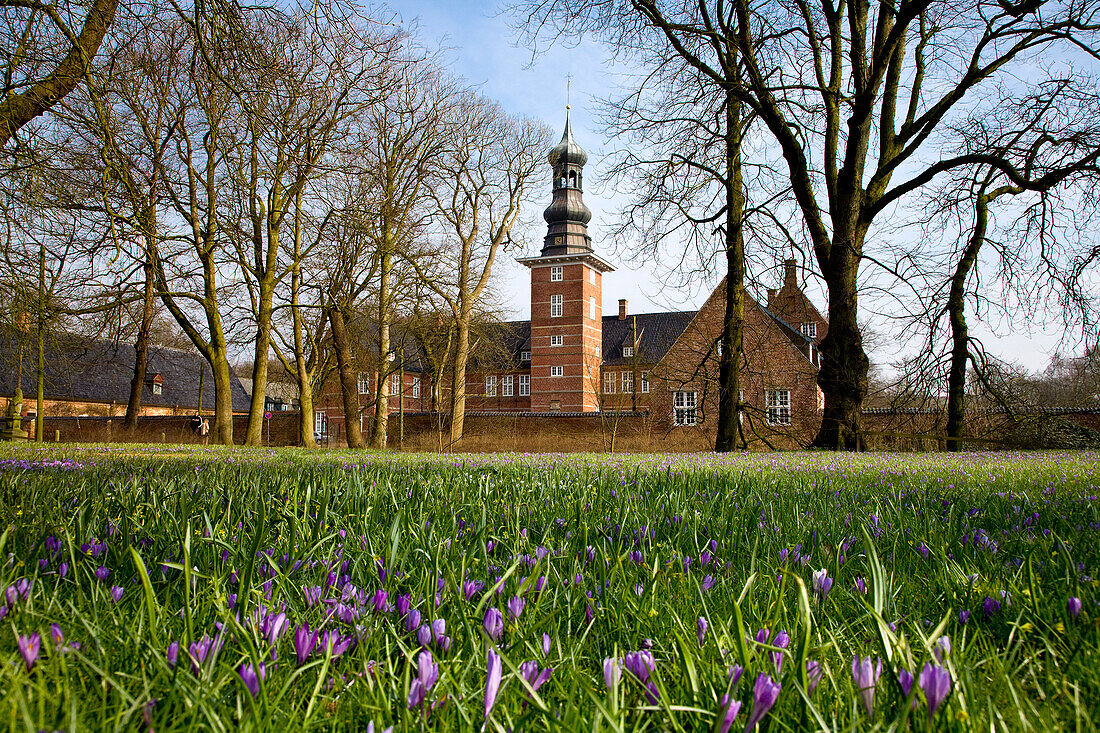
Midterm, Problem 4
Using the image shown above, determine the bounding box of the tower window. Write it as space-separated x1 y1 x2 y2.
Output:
800 322 817 339
550 335 563 347
569 171 577 187
550 366 564 377
551 265 563 281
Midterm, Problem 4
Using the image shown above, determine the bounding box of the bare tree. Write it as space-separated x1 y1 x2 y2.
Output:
414 94 549 446
0 0 119 147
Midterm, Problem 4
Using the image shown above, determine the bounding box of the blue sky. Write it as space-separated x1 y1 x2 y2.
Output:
391 1 1071 373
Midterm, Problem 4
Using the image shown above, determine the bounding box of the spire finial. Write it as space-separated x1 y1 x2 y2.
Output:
566 74 572 111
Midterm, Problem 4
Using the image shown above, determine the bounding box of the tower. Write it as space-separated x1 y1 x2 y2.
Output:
518 113 614 412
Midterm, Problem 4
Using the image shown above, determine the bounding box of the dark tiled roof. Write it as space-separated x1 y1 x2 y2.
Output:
602 311 697 365
0 331 250 411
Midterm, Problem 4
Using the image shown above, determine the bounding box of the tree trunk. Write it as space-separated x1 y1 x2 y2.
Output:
123 250 155 431
330 304 366 449
244 280 275 446
448 315 471 448
371 250 391 449
946 194 987 450
715 84 745 452
209 345 235 445
810 242 869 450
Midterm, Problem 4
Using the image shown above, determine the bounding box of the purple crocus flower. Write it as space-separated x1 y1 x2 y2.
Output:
812 569 834 599
293 624 318 666
167 641 180 667
744 673 780 731
806 660 823 694
407 649 439 710
95 566 110 582
507 596 525 621
697 617 708 647
189 634 218 676
541 633 551 656
717 693 742 733
602 657 621 690
898 668 917 709
958 610 970 624
484 608 504 642
623 650 659 702
17 632 40 672
239 662 264 697
728 664 743 684
919 663 951 716
982 596 1000 620
321 629 354 657
405 608 422 633
519 660 552 697
371 589 388 613
1068 597 1082 619
485 648 503 720
417 624 432 647
109 586 124 603
771 630 790 673
463 580 484 602
851 655 882 717
854 576 867 595
933 635 951 663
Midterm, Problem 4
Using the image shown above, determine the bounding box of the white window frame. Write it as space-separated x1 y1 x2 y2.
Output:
314 411 327 436
152 382 163 395
550 335 563 347
800 322 817 339
550 265 563 282
550 366 564 377
673 391 698 426
622 371 634 393
550 294 563 318
640 371 650 394
766 389 792 426
357 372 370 395
519 374 531 396
521 351 531 362
603 372 616 394
502 375 513 397
412 377 421 399
391 373 401 395
622 346 633 358
485 375 497 397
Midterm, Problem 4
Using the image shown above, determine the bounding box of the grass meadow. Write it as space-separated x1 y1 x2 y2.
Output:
0 444 1097 731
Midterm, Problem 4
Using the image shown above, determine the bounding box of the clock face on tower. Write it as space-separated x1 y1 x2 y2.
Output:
556 236 564 245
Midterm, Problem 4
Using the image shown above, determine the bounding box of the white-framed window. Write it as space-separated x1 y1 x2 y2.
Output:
412 377 421 399
502 375 513 397
622 371 634 393
673 391 698 426
152 383 163 395
314 411 327 436
589 269 595 285
590 296 596 319
550 335 563 347
800 322 817 339
485 376 497 397
623 346 633 358
357 372 370 395
391 373 400 395
519 374 531 396
766 389 791 426
550 366 564 377
550 265 563 282
603 372 616 394
521 350 531 362
640 371 650 393
550 294 563 318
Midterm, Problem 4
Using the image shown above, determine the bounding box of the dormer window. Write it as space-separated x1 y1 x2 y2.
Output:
147 373 164 396
521 350 531 362
800 322 817 339
622 346 633 358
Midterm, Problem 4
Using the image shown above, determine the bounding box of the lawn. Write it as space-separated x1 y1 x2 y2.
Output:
0 444 1097 731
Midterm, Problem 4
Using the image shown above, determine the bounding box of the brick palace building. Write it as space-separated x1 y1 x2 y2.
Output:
316 115 826 447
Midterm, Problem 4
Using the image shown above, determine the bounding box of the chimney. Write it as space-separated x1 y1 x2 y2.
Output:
767 288 777 306
618 299 628 320
783 259 797 289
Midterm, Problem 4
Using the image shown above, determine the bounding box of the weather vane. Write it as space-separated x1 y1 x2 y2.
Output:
566 74 572 110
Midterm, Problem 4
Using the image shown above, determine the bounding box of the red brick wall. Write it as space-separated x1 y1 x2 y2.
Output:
529 260 602 412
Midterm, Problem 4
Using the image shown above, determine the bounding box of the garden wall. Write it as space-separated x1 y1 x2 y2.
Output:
29 412 302 446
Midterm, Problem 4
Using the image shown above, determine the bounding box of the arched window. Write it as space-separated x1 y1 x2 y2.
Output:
568 171 577 187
